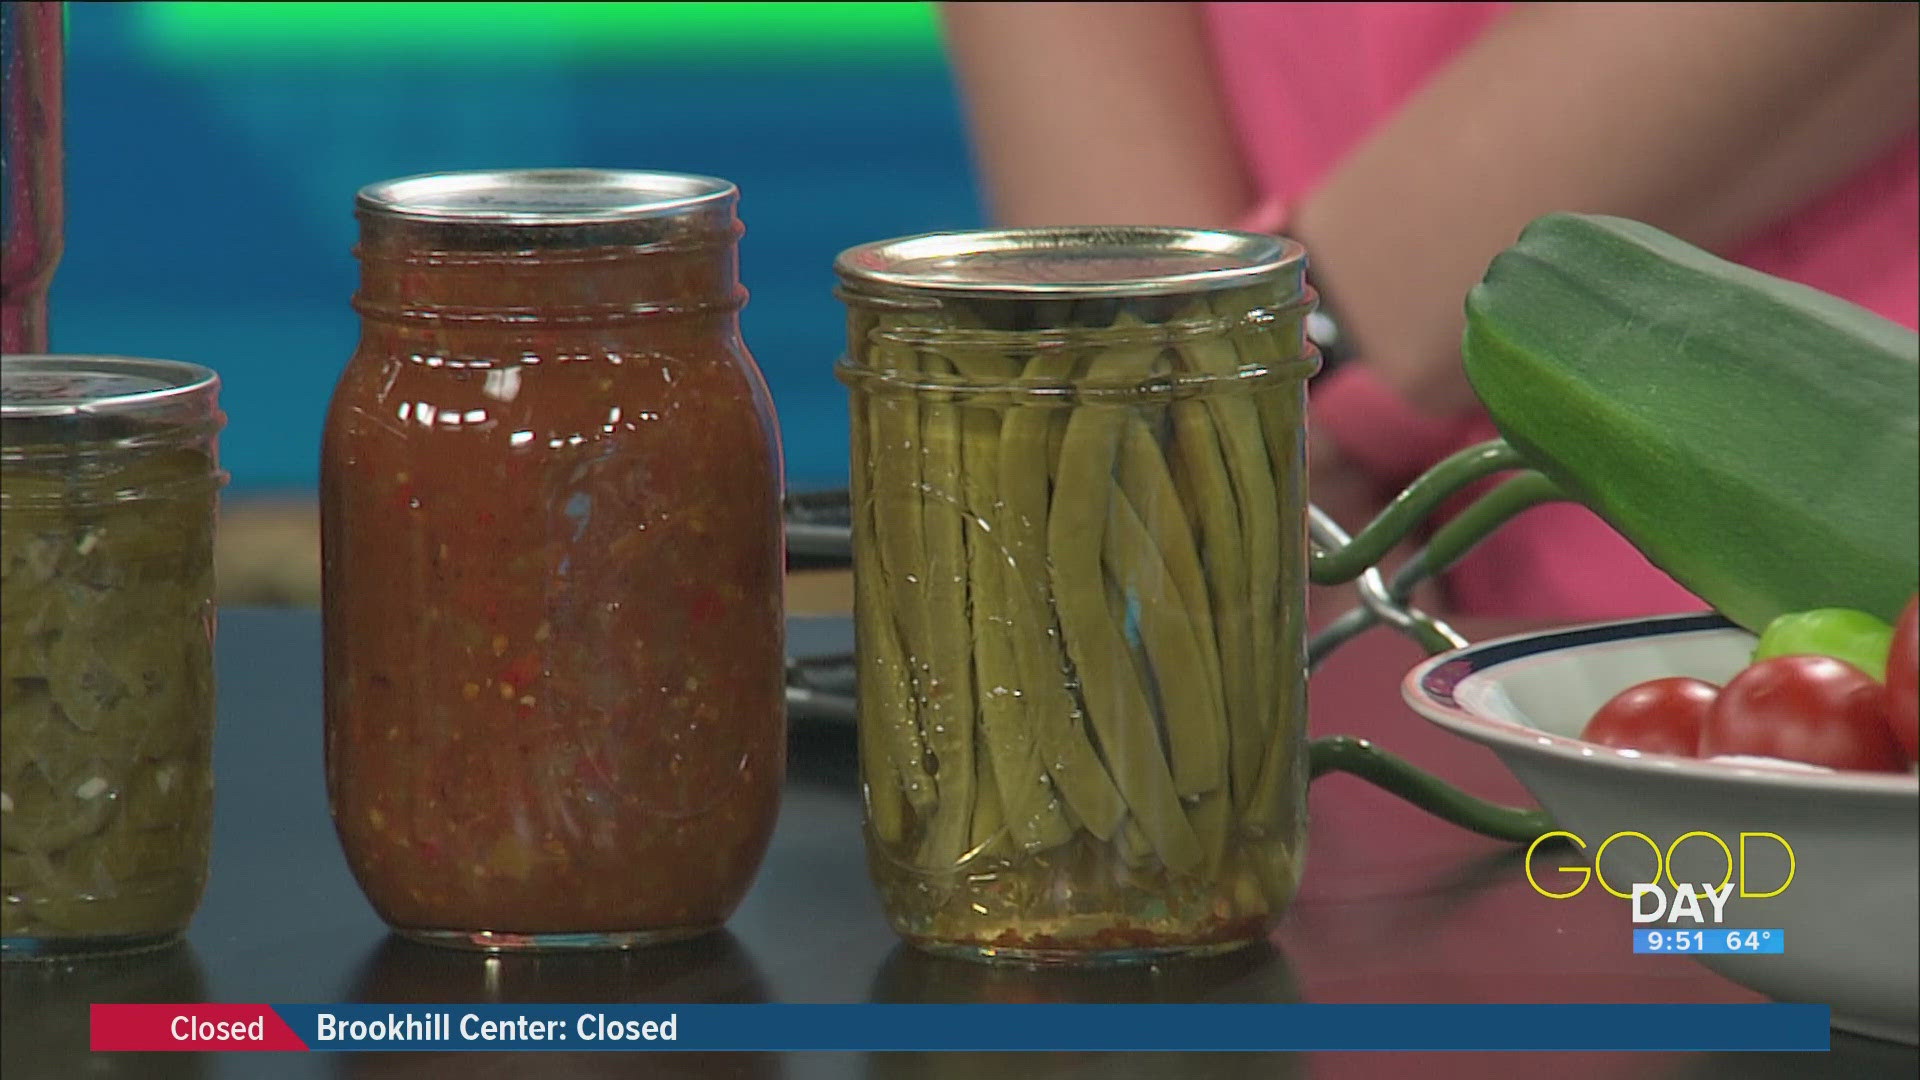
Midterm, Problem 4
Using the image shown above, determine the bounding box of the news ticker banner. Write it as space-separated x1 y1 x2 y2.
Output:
91 1003 1831 1052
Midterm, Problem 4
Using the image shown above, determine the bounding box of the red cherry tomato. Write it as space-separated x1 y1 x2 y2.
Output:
1582 677 1718 756
1701 655 1906 772
1888 596 1918 763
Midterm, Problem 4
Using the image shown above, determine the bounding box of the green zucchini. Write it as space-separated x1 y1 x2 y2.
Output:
1463 212 1919 631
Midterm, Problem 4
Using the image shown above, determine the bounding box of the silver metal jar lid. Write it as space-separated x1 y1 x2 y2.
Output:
1 354 221 421
355 169 736 226
834 226 1306 300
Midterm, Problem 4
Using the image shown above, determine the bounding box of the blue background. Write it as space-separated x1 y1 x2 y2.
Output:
50 4 982 495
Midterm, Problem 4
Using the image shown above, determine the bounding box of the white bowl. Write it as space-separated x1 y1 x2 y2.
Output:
1402 614 1919 1044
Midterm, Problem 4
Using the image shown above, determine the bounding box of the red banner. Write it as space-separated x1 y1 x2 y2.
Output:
90 1004 309 1052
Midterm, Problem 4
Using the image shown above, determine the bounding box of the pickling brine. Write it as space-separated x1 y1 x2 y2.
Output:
835 229 1318 961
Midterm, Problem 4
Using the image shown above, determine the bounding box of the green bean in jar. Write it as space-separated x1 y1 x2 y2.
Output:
835 229 1318 962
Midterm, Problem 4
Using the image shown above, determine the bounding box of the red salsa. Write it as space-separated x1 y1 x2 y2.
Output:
321 171 784 947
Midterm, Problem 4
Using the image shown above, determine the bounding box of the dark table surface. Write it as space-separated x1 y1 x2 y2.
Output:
5 609 1914 1080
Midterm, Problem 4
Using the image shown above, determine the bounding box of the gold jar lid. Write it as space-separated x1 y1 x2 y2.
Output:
834 226 1306 301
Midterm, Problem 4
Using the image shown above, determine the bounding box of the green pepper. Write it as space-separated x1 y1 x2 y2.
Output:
1753 607 1895 682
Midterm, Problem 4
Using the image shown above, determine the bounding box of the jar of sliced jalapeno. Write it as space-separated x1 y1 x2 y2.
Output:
1 354 226 959
835 228 1318 962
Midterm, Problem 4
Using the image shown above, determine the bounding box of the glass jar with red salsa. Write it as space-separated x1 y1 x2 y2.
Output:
322 170 785 951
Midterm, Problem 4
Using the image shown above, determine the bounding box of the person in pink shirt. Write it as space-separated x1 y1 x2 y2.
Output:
940 2 1919 622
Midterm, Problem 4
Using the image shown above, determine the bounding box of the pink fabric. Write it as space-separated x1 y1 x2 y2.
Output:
1205 2 1920 621
1310 362 1479 492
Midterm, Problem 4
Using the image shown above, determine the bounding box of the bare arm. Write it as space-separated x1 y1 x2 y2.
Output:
940 1 1920 412
939 2 1253 227
1294 1 1919 411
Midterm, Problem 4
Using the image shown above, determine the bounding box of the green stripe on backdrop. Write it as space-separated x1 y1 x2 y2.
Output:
139 2 943 60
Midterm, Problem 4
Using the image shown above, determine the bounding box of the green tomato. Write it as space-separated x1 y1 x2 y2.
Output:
1753 608 1895 682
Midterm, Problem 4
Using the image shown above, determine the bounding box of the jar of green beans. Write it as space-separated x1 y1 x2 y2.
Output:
834 228 1318 962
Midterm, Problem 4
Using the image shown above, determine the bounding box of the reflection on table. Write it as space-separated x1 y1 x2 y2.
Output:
2 942 210 1080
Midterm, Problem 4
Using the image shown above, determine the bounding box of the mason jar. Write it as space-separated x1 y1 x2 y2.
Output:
1 354 225 959
834 228 1318 962
322 170 785 951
